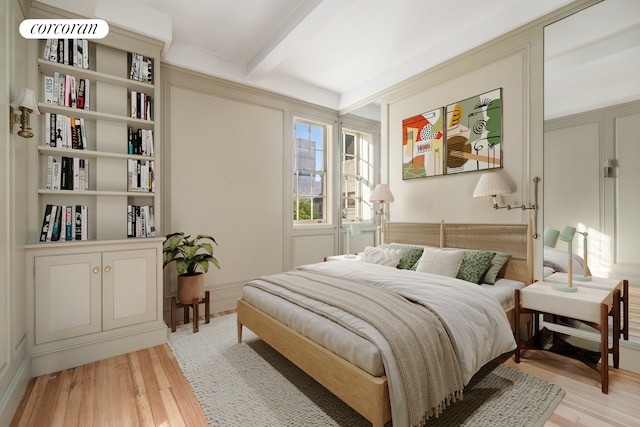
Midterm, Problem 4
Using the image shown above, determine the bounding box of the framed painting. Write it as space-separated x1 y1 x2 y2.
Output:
402 107 445 180
445 88 503 175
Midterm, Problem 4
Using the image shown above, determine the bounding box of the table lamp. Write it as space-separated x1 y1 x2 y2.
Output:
574 230 592 281
345 223 361 258
545 225 578 292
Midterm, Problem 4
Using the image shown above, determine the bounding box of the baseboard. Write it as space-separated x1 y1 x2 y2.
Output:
30 326 167 377
0 356 32 427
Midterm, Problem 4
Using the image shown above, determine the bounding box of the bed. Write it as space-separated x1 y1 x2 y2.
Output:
237 221 533 427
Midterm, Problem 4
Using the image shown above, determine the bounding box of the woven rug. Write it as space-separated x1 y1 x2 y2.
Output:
168 313 564 426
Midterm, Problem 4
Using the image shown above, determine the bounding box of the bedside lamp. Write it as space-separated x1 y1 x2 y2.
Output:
370 184 394 244
574 230 592 281
345 223 361 258
544 225 578 292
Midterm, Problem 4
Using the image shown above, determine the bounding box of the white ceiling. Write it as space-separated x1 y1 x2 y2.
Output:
38 0 639 116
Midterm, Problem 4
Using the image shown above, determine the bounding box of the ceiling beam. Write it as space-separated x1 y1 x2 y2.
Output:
246 0 351 80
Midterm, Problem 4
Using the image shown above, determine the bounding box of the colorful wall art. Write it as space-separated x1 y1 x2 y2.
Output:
445 88 502 175
402 107 445 180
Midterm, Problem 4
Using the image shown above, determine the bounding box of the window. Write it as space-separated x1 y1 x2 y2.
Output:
293 118 329 224
341 128 374 223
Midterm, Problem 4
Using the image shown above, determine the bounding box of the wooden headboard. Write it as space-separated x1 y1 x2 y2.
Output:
384 220 533 285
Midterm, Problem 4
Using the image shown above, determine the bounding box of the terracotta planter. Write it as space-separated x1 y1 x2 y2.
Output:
177 273 205 304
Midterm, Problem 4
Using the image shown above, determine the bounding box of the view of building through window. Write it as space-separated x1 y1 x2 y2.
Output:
293 118 328 223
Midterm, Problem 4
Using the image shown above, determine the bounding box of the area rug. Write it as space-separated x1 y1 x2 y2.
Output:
167 314 565 426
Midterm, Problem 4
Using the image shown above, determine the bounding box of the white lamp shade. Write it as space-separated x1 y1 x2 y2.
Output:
543 227 560 247
370 184 394 203
558 225 576 243
473 172 512 198
10 88 40 114
349 223 362 235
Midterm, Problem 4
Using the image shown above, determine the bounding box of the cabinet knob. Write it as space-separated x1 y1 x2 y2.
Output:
104 266 111 273
93 267 100 274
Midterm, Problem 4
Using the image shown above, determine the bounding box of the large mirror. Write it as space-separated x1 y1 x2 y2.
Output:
544 0 640 343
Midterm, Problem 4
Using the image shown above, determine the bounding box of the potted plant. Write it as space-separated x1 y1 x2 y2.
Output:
163 232 220 304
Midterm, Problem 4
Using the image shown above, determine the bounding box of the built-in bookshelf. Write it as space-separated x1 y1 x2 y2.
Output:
25 2 166 377
33 36 159 243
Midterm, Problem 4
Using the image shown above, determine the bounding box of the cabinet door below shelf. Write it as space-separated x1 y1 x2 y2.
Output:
102 248 157 330
35 253 102 344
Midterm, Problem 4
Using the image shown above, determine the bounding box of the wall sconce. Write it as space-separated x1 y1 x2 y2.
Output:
370 183 395 219
10 88 40 138
473 172 540 238
603 159 614 178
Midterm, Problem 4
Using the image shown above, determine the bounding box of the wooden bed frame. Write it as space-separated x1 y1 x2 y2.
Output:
237 221 533 427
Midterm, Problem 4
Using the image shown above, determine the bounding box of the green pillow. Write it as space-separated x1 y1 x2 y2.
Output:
456 250 496 284
481 252 511 284
379 243 425 270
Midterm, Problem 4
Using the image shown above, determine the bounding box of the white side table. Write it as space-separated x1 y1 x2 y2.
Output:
545 272 629 341
514 280 620 394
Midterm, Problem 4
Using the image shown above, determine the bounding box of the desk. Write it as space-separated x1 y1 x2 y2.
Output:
514 281 620 393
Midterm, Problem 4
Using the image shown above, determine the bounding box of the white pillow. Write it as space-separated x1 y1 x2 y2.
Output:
360 246 402 268
415 247 465 277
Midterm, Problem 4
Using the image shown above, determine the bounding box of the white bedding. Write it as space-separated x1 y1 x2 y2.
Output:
242 261 516 386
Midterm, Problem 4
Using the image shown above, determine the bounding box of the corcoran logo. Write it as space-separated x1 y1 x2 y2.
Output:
19 19 110 39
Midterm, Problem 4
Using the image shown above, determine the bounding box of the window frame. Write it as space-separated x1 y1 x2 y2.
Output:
292 116 332 226
341 126 375 226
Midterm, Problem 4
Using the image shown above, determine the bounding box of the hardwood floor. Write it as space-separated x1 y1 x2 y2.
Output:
11 311 640 427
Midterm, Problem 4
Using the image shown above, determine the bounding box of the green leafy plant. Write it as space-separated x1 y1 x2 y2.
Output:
163 232 220 276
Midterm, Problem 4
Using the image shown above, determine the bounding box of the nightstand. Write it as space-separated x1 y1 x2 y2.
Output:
324 254 362 261
545 272 629 342
514 281 620 393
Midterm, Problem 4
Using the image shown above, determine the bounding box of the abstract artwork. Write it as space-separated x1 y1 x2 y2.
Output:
445 88 503 174
402 107 445 180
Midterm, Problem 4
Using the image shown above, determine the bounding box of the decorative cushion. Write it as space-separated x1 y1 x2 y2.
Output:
360 246 402 268
456 250 496 284
379 243 425 270
415 246 465 278
481 252 512 284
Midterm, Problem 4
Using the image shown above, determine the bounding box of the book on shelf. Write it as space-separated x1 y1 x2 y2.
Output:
129 52 153 84
43 38 90 69
127 159 154 192
46 114 87 149
43 76 54 103
127 127 154 156
46 156 89 191
127 204 155 238
39 204 88 242
47 72 89 109
130 91 152 120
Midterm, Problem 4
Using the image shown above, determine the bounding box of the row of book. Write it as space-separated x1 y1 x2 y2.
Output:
46 156 90 191
128 127 154 156
129 52 153 84
45 113 87 149
40 204 88 242
43 73 90 109
43 39 90 69
128 205 156 238
130 90 152 121
128 159 154 193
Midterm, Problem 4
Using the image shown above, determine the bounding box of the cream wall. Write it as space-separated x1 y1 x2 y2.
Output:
160 65 339 314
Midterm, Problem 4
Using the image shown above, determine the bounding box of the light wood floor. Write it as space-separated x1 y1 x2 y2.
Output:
11 311 640 427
